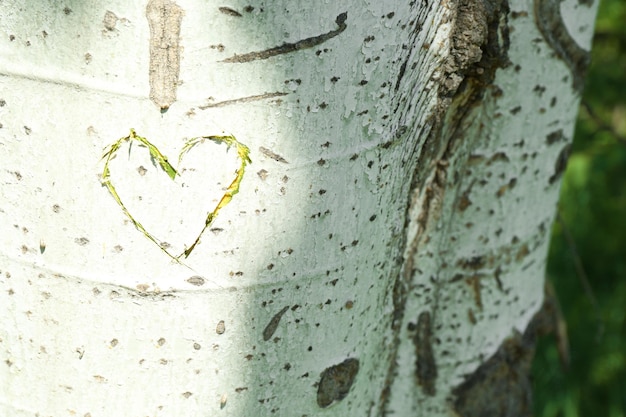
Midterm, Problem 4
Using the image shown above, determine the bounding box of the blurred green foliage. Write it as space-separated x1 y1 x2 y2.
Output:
533 0 626 416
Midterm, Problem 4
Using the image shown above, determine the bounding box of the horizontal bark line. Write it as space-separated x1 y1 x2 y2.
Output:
220 12 348 63
198 91 288 109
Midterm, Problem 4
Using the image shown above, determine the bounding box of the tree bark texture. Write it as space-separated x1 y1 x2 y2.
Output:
0 0 597 416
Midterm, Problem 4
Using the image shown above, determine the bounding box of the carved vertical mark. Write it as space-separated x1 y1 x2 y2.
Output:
534 0 591 92
146 0 183 110
414 311 437 395
317 358 360 408
262 305 289 341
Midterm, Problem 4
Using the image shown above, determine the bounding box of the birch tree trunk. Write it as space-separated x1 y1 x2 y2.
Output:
0 0 597 416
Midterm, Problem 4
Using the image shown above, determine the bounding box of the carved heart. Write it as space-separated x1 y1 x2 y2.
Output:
101 129 251 262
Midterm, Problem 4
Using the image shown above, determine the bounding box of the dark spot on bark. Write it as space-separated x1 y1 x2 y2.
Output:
545 129 565 145
458 256 485 269
468 309 477 324
103 10 118 31
74 237 89 246
257 169 268 180
532 85 546 96
216 320 226 334
458 195 472 211
487 152 509 164
515 244 530 261
414 311 437 395
316 358 360 408
218 7 242 17
186 276 205 286
262 306 289 341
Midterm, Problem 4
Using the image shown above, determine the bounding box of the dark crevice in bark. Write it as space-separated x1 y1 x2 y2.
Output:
534 0 591 92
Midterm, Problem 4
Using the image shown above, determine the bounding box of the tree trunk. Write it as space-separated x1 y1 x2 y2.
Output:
0 0 597 416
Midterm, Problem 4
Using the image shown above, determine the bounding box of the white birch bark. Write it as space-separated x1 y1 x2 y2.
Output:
0 0 597 416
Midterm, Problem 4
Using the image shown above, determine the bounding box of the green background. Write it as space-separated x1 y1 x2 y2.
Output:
533 0 626 415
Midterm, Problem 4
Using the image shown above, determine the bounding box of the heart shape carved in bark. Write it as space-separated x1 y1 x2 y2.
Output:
101 129 251 262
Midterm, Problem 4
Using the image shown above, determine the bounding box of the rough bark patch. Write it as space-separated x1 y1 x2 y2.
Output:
443 0 510 98
317 358 360 408
146 0 183 111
